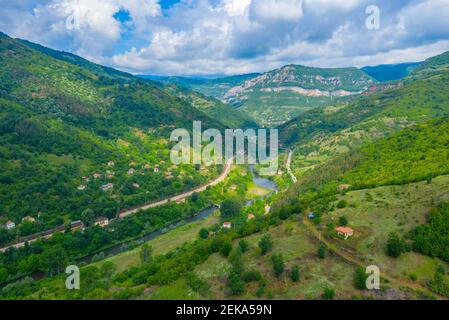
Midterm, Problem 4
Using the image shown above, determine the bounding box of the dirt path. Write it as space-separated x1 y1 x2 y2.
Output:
302 217 446 300
286 150 297 183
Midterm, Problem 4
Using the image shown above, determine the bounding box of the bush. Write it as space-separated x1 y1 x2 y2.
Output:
290 265 300 282
242 270 262 283
338 216 348 226
386 233 406 258
318 243 326 259
220 240 233 257
336 200 348 209
221 196 244 218
199 228 209 239
271 253 284 277
259 234 273 255
238 239 249 253
354 267 368 290
228 272 245 296
322 288 335 300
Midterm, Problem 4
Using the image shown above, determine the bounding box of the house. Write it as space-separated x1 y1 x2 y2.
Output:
308 212 315 220
247 213 255 221
129 161 137 167
153 167 159 173
335 226 354 240
22 216 36 223
94 217 109 227
144 164 151 170
93 173 102 179
5 220 15 230
70 220 84 231
127 168 135 175
100 183 114 191
77 185 86 191
132 183 140 188
338 184 352 191
107 161 115 167
222 222 232 229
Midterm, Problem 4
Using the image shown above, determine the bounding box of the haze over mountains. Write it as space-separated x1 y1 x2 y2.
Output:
143 60 425 127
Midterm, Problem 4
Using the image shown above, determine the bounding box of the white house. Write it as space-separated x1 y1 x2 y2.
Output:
100 183 114 191
222 222 232 229
5 220 15 230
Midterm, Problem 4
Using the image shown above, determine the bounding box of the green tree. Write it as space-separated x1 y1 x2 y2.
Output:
228 272 245 296
220 196 244 218
354 267 368 290
258 234 273 255
290 265 300 282
220 240 232 257
318 243 326 259
199 228 209 239
386 233 406 258
338 216 348 226
322 288 335 300
271 253 284 277
39 245 68 276
81 208 95 227
140 244 153 264
100 261 117 280
238 239 249 253
337 200 348 209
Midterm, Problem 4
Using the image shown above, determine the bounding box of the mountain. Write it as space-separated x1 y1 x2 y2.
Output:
0 32 223 243
212 65 376 126
410 51 449 78
162 83 259 128
138 75 209 87
278 51 449 178
362 62 421 82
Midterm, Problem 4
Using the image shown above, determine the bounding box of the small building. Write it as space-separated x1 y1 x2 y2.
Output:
5 220 15 230
338 184 352 191
127 168 135 175
247 213 255 221
70 220 84 231
22 216 36 223
222 222 232 229
308 212 315 220
154 167 159 173
129 161 137 167
107 161 115 167
132 183 140 188
335 226 354 240
144 164 151 170
94 217 109 227
93 173 102 179
100 183 114 191
77 185 86 191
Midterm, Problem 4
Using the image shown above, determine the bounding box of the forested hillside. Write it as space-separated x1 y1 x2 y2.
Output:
0 33 223 244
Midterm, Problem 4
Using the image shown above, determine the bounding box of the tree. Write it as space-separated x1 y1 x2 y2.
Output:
220 196 244 218
39 245 68 276
318 243 326 259
271 253 284 277
238 239 249 253
322 288 335 300
337 200 348 209
242 270 262 283
258 234 273 255
140 244 153 264
228 272 245 296
386 233 406 258
354 267 368 290
100 261 117 280
81 208 95 227
199 228 209 239
290 265 300 282
220 240 233 257
338 216 348 226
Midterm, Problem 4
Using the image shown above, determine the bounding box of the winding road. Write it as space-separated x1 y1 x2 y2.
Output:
0 160 234 252
286 150 297 183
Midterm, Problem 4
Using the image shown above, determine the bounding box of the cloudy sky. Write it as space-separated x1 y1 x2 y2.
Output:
1 0 449 76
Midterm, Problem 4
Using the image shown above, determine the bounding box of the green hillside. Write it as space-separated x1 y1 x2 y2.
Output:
0 33 223 244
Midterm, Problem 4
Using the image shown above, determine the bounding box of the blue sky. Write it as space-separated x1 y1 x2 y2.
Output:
1 0 449 76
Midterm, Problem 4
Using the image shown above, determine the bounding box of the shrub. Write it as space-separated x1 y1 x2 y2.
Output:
271 253 284 277
258 234 273 255
242 270 262 283
290 265 300 282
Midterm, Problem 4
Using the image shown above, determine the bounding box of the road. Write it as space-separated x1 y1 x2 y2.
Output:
0 160 234 252
302 217 446 300
286 150 297 183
